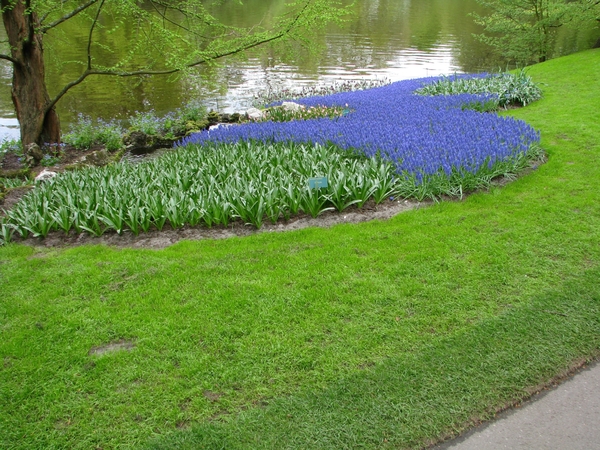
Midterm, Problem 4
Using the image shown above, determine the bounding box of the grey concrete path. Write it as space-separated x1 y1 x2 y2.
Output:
434 360 600 450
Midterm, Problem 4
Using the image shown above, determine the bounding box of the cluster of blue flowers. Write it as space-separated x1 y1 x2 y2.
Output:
177 76 540 178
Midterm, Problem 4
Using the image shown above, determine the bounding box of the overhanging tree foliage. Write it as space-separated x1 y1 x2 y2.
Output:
0 0 348 150
472 0 600 66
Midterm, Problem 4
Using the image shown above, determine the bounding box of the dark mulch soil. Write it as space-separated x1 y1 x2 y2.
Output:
0 186 34 215
1 144 108 175
0 151 24 171
58 144 107 166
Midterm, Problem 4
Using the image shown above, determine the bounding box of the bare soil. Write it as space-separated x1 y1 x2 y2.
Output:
1 185 34 213
0 151 24 171
88 339 136 356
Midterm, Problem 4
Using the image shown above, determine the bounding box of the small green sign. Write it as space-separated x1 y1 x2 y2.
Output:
308 176 328 189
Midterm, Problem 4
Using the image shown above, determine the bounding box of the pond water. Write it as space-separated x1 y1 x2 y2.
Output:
0 0 598 140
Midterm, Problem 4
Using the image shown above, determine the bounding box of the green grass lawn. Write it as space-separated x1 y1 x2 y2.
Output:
1 49 599 449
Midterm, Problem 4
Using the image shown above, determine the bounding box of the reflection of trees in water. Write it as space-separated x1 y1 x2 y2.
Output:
1 0 598 132
41 12 191 126
0 29 16 118
455 15 600 72
0 0 501 127
554 23 600 59
293 0 488 73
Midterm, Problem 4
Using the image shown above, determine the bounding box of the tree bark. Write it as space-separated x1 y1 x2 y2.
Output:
2 0 60 147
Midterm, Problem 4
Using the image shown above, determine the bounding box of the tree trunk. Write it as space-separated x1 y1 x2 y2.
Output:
1 0 60 148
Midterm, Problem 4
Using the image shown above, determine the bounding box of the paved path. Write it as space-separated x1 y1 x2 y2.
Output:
434 360 600 450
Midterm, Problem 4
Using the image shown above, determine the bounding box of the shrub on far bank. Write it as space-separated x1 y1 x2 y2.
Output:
130 102 209 139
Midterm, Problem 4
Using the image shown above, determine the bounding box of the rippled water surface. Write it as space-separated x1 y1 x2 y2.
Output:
0 0 597 139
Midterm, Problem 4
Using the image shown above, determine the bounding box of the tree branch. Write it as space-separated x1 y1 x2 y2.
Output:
46 0 315 114
45 70 92 115
40 0 69 24
148 0 211 41
0 53 19 64
87 0 105 70
151 0 226 30
40 0 99 33
284 0 312 34
111 30 289 75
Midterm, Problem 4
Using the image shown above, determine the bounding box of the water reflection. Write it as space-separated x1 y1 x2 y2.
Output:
0 0 598 139
0 118 19 140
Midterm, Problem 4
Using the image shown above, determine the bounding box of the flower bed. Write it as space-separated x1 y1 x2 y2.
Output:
178 76 540 179
0 75 542 243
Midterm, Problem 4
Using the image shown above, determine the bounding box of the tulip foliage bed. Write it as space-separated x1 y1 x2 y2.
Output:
0 75 542 243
